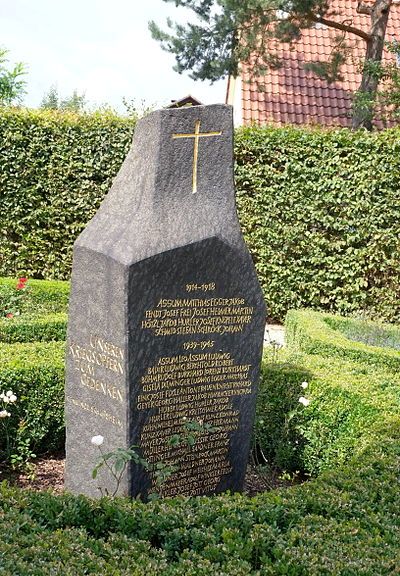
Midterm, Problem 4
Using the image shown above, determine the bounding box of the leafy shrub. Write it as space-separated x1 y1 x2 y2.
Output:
285 309 400 371
0 278 68 463
326 315 400 351
254 358 311 471
1 112 400 322
1 279 400 573
258 345 400 476
0 340 65 459
0 277 70 314
0 276 29 317
0 312 67 342
0 421 399 574
235 125 400 322
0 108 134 280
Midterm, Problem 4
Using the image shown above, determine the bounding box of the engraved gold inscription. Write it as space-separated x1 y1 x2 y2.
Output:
137 351 252 495
172 120 222 194
67 335 125 428
67 395 123 428
69 340 124 375
186 282 216 292
182 340 214 351
142 296 254 337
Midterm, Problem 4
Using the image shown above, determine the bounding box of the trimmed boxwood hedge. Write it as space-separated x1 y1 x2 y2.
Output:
1 109 400 322
285 309 400 371
0 278 67 458
0 312 67 343
0 423 399 574
0 339 65 455
1 279 399 573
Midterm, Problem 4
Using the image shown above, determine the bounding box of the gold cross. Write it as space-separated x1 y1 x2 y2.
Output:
172 120 222 194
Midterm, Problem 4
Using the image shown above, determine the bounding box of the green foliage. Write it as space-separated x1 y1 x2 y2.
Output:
0 277 29 317
92 444 151 498
285 309 400 371
326 315 400 351
0 340 65 460
1 114 400 321
0 278 68 464
0 108 134 279
0 48 27 105
149 0 341 83
1 278 400 572
0 312 67 343
150 1 399 128
0 424 399 574
255 357 310 471
1 116 400 320
234 124 400 322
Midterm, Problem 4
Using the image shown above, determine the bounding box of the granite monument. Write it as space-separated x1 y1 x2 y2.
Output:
65 104 266 498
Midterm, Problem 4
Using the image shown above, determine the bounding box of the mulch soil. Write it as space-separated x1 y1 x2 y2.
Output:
0 453 300 496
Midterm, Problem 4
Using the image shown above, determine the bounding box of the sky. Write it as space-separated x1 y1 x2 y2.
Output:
1 0 227 112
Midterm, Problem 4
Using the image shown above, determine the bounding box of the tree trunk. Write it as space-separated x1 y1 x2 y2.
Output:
352 0 392 129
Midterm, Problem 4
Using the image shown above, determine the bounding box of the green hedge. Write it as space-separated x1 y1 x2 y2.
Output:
285 309 400 371
0 108 134 280
324 314 400 350
258 348 400 475
0 279 68 460
1 110 400 322
0 423 398 574
0 312 67 343
1 280 400 573
235 125 400 322
0 340 65 458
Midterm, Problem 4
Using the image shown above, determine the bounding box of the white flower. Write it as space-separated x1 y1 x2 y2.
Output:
2 396 10 404
91 435 104 446
301 382 308 389
299 396 310 407
9 394 17 403
0 410 11 418
6 391 14 397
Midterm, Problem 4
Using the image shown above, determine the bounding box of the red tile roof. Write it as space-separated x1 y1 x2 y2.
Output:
241 0 400 127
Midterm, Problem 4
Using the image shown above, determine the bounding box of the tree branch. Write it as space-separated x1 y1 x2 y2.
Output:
309 13 371 41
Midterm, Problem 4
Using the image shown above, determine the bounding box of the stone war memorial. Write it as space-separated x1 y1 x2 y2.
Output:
65 103 266 499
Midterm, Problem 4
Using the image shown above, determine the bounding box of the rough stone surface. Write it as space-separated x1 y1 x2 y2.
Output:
65 104 266 499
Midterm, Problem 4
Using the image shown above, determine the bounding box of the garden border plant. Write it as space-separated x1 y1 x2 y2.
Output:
285 309 400 371
1 278 399 574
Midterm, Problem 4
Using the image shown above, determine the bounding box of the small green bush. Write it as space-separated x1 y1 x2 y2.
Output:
0 340 65 459
0 312 67 342
0 422 398 574
285 309 400 371
325 315 400 351
258 346 400 475
254 359 310 471
0 278 68 462
0 277 70 314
